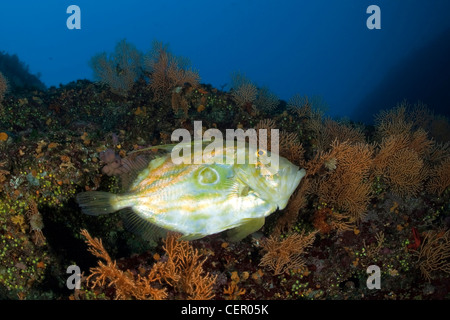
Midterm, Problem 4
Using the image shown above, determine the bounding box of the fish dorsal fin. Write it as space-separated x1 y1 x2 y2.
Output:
128 141 211 155
121 208 167 243
128 144 177 154
227 217 265 242
119 155 151 190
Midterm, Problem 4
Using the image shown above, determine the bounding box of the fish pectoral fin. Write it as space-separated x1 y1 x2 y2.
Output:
121 209 166 243
227 217 265 242
223 177 253 201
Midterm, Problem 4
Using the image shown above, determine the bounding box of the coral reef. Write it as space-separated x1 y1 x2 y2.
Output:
0 43 449 300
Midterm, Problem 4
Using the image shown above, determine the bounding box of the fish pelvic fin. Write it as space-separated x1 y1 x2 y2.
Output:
179 233 208 241
76 191 125 216
227 217 265 242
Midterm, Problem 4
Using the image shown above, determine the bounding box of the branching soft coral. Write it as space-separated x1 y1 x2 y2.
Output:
162 231 218 299
312 206 354 234
413 229 450 282
255 119 305 166
427 158 450 196
375 103 413 138
81 229 168 300
259 231 317 275
315 118 366 152
81 230 217 300
308 140 374 222
372 133 429 197
89 39 143 97
145 40 199 103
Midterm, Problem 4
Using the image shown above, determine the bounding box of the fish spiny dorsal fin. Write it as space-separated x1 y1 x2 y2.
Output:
119 155 151 190
128 141 212 155
128 141 206 154
128 144 177 154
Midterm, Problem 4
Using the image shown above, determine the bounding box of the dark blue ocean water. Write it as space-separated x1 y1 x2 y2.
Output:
1 0 449 121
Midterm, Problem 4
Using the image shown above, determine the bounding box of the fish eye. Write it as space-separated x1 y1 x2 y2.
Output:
197 167 220 185
257 149 266 157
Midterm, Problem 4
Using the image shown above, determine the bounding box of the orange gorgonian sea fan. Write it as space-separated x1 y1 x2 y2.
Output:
259 230 316 275
309 140 374 222
145 40 200 102
427 158 450 196
81 230 217 300
372 133 429 198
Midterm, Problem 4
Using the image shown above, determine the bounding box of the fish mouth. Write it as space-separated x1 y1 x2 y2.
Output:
274 167 306 210
236 164 306 210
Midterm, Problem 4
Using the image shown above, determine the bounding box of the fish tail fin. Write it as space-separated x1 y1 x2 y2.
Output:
76 191 124 216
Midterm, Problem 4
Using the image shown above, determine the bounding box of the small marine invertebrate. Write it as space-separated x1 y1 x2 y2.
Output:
363 231 385 259
99 148 148 188
312 206 353 234
0 160 10 188
382 147 427 197
197 104 205 113
27 199 46 246
0 132 8 142
259 230 316 275
287 93 311 116
171 87 191 116
223 281 246 300
312 207 333 234
407 227 421 251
